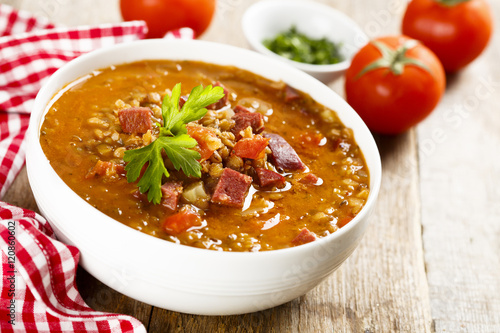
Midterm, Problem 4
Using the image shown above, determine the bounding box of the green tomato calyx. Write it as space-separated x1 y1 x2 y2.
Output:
434 0 471 7
357 39 431 78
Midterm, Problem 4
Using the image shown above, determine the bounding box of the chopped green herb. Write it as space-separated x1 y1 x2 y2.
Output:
124 83 224 204
263 26 344 65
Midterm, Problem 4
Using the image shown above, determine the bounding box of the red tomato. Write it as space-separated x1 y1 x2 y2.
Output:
345 36 446 135
120 0 216 38
402 0 493 72
162 208 201 235
186 125 220 162
232 136 269 159
299 132 324 147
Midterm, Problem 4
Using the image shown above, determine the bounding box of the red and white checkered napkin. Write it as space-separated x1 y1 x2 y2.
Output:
0 202 147 332
0 4 192 332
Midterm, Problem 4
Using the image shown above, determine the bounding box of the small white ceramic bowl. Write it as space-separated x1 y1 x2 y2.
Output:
242 0 368 83
27 39 381 315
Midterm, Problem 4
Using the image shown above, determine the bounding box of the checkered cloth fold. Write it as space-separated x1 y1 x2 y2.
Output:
0 202 147 332
0 4 192 332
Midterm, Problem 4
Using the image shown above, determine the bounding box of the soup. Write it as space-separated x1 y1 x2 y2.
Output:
40 60 369 251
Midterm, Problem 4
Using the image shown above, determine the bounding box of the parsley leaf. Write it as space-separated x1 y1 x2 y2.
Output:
124 140 169 204
162 83 225 135
123 83 224 204
159 134 201 177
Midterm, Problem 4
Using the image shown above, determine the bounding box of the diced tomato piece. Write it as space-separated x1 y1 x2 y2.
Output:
118 107 152 134
232 135 269 159
254 168 286 188
299 132 324 147
337 215 354 228
291 228 316 246
186 125 223 162
162 208 201 236
299 173 319 185
85 160 126 179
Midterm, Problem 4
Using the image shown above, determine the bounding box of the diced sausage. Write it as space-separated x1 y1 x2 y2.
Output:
118 107 152 134
187 125 223 162
284 85 301 102
264 133 306 171
254 168 286 188
162 207 201 236
211 168 252 208
299 173 319 185
291 228 316 246
207 81 228 110
232 135 269 159
161 181 183 211
231 105 264 139
332 138 351 152
85 160 126 179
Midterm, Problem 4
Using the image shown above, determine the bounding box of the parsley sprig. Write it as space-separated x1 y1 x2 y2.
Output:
263 26 344 65
123 83 224 204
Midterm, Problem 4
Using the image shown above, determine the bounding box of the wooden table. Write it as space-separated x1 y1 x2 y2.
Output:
3 0 500 331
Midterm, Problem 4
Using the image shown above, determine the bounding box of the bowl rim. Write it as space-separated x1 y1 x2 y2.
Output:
241 0 367 73
27 38 381 259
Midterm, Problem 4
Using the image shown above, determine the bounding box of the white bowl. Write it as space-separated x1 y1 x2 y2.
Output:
26 39 381 315
242 0 368 83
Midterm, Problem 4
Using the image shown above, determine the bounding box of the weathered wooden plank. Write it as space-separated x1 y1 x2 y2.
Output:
76 267 152 328
417 2 500 331
2 0 121 25
3 167 39 213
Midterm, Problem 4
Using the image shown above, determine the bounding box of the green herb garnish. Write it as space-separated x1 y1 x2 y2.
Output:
263 26 344 65
124 83 224 204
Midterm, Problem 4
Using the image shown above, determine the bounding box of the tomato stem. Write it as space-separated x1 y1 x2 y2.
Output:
434 0 471 6
357 39 431 78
